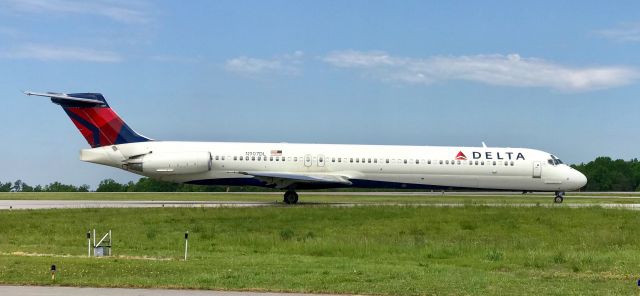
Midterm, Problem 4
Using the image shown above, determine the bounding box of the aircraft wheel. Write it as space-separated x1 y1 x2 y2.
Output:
283 191 291 204
283 191 298 204
554 192 564 204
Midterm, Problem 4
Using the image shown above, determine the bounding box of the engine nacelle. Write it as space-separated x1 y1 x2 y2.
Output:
126 151 212 175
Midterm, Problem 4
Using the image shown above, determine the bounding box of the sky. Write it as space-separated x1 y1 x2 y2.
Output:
1 0 640 188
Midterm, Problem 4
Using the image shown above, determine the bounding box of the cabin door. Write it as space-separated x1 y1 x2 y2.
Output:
532 161 542 178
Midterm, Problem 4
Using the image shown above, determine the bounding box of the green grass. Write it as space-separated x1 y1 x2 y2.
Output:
0 205 639 295
1 191 640 205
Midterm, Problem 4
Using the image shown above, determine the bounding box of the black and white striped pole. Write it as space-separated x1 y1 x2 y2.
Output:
184 231 189 261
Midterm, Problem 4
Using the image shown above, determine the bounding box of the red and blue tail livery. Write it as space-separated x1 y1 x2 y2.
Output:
25 91 150 148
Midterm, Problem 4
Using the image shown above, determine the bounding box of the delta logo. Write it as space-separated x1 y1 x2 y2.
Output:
455 151 467 160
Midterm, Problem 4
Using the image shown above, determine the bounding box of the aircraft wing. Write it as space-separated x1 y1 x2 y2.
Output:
235 171 352 189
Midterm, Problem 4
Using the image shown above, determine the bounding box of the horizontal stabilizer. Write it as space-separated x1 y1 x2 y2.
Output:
24 91 105 105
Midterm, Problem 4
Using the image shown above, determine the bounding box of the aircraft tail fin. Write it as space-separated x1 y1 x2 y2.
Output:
25 91 151 148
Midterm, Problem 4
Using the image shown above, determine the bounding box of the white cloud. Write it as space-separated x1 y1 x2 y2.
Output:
1 44 122 63
595 23 640 42
5 0 151 24
323 50 638 91
225 51 304 76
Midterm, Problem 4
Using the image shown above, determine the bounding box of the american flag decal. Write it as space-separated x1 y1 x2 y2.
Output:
271 150 283 156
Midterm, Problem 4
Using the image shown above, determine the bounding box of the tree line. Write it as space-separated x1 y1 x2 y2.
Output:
0 180 90 192
0 156 638 192
570 157 640 191
0 178 272 193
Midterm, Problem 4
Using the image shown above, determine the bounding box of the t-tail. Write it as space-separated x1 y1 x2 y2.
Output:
25 91 151 148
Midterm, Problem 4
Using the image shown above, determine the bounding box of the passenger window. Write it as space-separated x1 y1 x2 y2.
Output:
439 160 443 164
374 159 378 163
368 158 371 163
332 157 335 162
504 161 508 166
350 158 353 163
356 158 360 163
215 156 219 160
445 160 449 164
481 161 485 165
257 156 261 161
468 161 472 165
475 160 478 165
456 160 460 165
270 157 273 161
222 156 225 160
234 156 237 161
275 157 279 161
428 160 432 165
492 161 496 166
510 161 514 166
416 160 419 164
338 158 342 163
404 159 408 164
386 159 389 163
240 156 244 161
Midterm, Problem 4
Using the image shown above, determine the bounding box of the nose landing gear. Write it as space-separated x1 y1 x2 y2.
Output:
283 190 299 204
554 191 564 203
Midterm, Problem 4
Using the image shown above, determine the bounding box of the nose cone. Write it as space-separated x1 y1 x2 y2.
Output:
572 170 587 190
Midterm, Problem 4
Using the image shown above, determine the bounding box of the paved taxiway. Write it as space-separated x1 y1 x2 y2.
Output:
1 199 639 210
0 286 344 296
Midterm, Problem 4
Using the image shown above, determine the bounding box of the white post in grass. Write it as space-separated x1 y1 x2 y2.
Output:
184 231 189 261
87 231 91 257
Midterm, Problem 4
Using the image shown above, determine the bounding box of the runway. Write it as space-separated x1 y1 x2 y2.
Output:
1 199 639 210
0 286 344 296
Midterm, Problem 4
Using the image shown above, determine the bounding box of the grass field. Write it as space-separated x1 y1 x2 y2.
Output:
0 197 639 295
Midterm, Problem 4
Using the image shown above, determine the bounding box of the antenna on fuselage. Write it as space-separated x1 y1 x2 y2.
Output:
482 142 487 148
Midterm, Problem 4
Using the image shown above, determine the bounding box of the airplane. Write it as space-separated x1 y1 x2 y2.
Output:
25 91 587 204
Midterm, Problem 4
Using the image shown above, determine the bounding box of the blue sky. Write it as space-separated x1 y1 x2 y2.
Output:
1 0 640 188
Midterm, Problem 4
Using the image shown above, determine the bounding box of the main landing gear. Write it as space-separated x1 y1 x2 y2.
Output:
554 191 564 204
283 190 299 204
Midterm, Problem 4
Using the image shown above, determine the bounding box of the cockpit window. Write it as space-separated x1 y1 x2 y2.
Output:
549 155 563 165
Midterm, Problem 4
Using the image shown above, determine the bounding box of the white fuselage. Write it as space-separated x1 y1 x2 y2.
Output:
80 141 587 192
